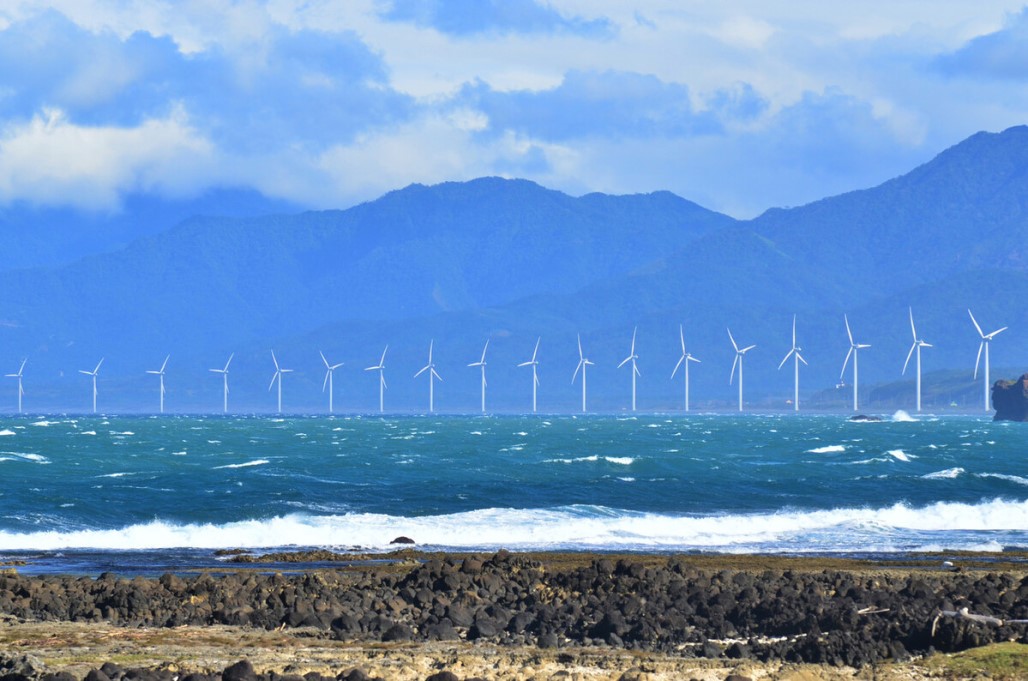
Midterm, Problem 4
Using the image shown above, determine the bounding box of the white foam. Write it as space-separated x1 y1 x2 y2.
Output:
0 429 15 436
544 455 599 463
605 457 634 465
980 473 1028 486
4 498 1027 552
891 410 917 422
214 459 270 470
81 431 97 436
110 431 135 436
923 467 964 480
30 421 53 427
807 445 846 454
2 452 50 463
886 449 911 462
98 472 132 478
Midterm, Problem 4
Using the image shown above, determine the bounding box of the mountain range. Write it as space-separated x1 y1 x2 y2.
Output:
2 126 1027 413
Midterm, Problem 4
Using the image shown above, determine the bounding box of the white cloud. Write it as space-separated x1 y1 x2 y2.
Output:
0 107 218 211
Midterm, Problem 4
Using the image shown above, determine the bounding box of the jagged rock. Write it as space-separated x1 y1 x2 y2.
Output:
992 373 1028 421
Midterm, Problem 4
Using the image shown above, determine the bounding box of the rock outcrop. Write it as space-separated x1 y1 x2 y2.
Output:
992 373 1028 421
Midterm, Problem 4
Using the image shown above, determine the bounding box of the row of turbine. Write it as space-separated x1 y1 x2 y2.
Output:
1 308 1006 414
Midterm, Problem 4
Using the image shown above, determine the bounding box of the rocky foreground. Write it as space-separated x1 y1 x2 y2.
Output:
2 552 1028 679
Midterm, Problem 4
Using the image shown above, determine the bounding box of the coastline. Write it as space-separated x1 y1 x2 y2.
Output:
2 550 1027 680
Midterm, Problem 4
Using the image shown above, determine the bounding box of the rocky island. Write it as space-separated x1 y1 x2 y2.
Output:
992 373 1028 421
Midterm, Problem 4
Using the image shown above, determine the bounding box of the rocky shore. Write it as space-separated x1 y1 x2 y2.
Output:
1 551 1028 679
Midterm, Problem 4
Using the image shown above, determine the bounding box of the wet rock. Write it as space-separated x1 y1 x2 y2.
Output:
223 661 257 681
389 536 416 545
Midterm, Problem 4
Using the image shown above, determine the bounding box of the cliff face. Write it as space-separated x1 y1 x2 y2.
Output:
992 374 1028 421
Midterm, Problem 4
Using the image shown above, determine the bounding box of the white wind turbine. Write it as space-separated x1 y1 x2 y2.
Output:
572 334 594 413
146 355 170 414
727 329 756 412
840 315 871 412
969 309 1007 412
79 358 104 414
617 327 641 411
5 359 26 414
777 315 807 412
365 346 388 413
210 354 234 414
320 351 343 414
670 325 700 412
268 350 293 414
468 340 489 414
902 307 933 412
414 340 443 413
517 337 541 413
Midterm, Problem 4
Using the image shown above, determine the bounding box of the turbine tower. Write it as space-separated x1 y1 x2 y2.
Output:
5 359 26 414
364 346 388 413
840 315 871 412
777 315 807 412
902 307 933 412
468 339 489 414
969 309 1007 412
146 355 170 414
572 334 594 413
79 358 104 414
617 327 641 411
728 329 756 412
414 340 442 413
517 337 541 413
320 351 343 414
670 325 700 412
209 353 233 414
268 350 293 414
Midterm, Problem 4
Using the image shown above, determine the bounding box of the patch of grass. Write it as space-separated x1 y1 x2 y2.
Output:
924 642 1028 679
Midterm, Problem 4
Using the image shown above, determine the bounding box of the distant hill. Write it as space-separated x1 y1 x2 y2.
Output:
1 128 1027 413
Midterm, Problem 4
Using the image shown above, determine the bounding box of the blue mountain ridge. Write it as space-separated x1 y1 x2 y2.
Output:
1 127 1026 413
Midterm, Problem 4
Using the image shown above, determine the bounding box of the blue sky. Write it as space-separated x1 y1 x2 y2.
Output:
1 1 1027 218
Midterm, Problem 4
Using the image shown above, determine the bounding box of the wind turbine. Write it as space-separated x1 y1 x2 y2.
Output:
365 346 388 413
777 315 807 412
146 355 170 414
517 337 541 413
902 307 933 412
670 325 700 412
617 327 641 411
468 340 489 414
5 359 26 414
209 353 233 414
79 358 104 414
320 351 343 414
414 340 442 413
268 350 293 414
728 329 756 412
840 315 871 412
969 309 1007 412
572 334 594 413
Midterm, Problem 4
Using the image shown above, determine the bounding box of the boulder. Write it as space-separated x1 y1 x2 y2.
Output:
992 374 1028 421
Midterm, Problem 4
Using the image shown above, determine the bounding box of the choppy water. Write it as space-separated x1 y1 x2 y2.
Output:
1 412 1026 572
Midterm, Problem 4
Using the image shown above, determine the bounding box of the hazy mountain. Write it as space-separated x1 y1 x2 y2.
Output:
0 127 1026 413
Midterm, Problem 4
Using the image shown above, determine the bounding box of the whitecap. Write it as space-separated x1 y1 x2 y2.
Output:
922 467 964 480
891 410 917 422
0 429 15 436
807 445 846 454
214 459 270 470
98 472 132 478
81 431 97 436
980 473 1028 486
29 421 52 427
605 457 634 465
886 449 911 462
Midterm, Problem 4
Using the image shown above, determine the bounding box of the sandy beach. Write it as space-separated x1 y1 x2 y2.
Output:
2 551 1027 680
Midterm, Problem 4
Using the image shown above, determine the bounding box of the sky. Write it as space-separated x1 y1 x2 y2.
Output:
1 1 1027 219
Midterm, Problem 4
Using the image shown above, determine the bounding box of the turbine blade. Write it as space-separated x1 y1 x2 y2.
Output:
741 345 756 353
160 355 169 372
921 342 933 348
618 356 632 369
79 370 92 376
572 360 582 384
778 349 793 370
988 326 1008 338
381 345 389 364
271 350 279 371
858 343 871 349
517 361 531 367
689 356 701 363
634 364 641 377
381 374 387 390
321 351 329 368
844 314 853 345
428 339 433 363
798 353 808 366
968 309 984 338
671 356 684 379
630 327 637 354
909 307 917 340
414 365 428 378
432 368 442 382
841 347 853 378
577 334 583 360
268 374 277 391
481 339 489 363
679 324 685 354
727 328 738 352
792 314 796 346
532 337 540 362
225 353 234 371
902 342 916 375
974 341 984 380
95 358 104 373
323 370 330 392
332 363 343 370
730 355 739 384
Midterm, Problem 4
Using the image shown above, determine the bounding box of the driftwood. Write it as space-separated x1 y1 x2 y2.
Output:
931 607 1028 637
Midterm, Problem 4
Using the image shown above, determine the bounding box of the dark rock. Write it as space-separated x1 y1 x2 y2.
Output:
381 622 413 642
335 671 370 681
223 661 257 681
993 374 1028 421
100 663 124 679
848 414 881 422
85 671 112 681
424 674 459 681
41 675 77 681
389 536 416 545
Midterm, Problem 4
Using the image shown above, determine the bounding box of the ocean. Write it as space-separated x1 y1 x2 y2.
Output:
1 412 1026 573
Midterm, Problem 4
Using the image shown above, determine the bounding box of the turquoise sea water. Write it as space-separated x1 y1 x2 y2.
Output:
1 412 1026 571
